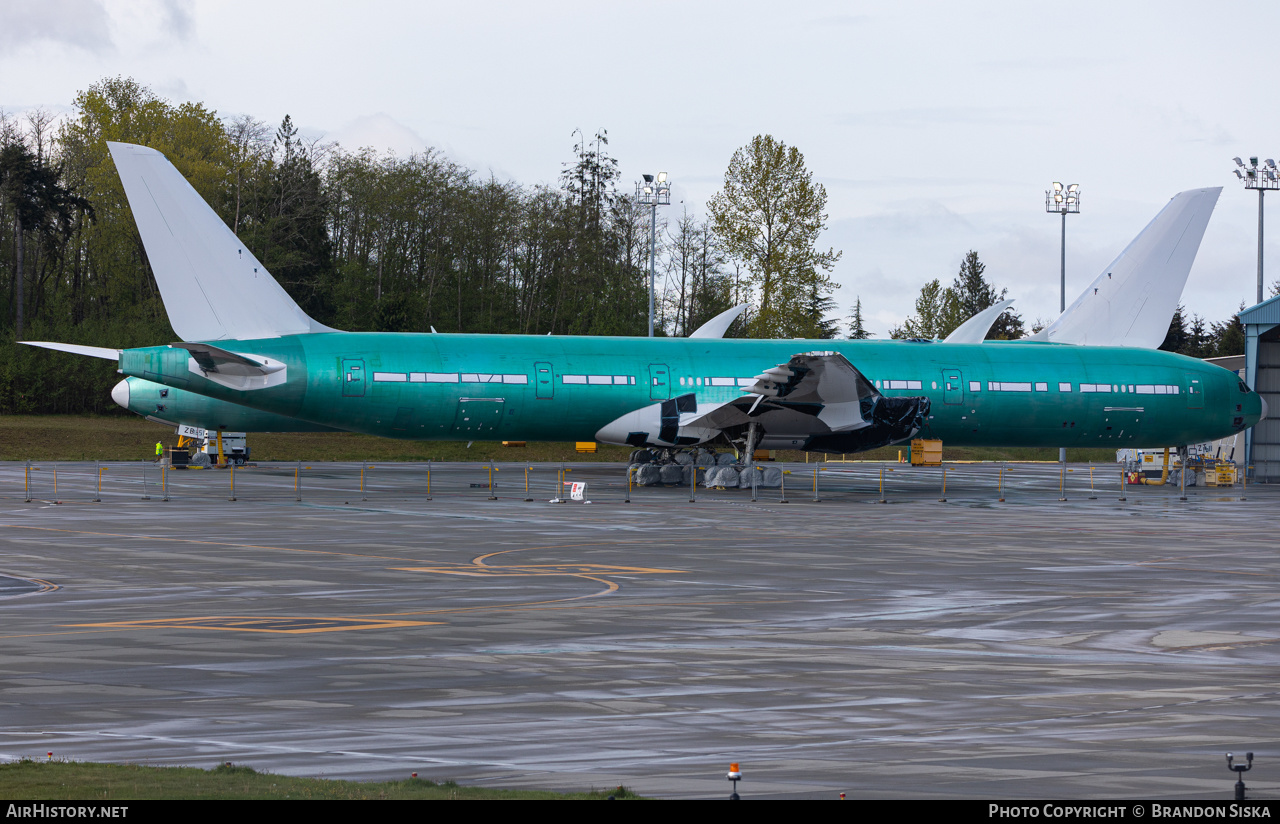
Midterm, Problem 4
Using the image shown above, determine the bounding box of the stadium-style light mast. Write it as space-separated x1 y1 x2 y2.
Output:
635 172 672 337
1233 156 1279 305
1045 182 1081 314
1046 182 1080 467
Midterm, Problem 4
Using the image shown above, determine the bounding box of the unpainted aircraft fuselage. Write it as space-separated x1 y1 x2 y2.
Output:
118 332 1261 450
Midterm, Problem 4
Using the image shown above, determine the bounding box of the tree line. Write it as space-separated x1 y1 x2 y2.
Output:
0 77 1251 415
1 79 852 413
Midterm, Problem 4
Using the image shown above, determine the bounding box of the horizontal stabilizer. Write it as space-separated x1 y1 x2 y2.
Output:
170 342 288 391
689 304 749 338
1038 188 1220 348
107 142 337 342
19 341 121 360
944 299 1016 344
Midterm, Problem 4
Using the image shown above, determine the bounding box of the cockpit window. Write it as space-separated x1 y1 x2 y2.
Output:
1239 380 1250 393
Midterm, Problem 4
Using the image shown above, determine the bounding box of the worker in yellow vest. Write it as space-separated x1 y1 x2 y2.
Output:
155 441 163 462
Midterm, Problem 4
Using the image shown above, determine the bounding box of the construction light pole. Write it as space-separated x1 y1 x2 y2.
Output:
635 172 672 337
1047 182 1080 466
1233 156 1279 305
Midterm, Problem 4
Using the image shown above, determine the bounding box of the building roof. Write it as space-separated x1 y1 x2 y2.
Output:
1239 294 1280 326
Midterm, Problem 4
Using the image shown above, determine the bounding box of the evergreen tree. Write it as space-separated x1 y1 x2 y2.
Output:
242 115 334 322
1186 314 1210 358
846 296 873 339
1210 303 1247 357
802 278 841 339
1159 304 1189 354
949 250 1023 339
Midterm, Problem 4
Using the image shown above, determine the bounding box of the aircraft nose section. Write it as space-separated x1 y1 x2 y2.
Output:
111 379 130 410
1260 395 1269 423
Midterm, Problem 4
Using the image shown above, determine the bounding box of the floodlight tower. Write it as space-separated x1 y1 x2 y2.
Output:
1047 182 1080 466
1233 156 1279 305
635 172 672 337
1045 182 1081 313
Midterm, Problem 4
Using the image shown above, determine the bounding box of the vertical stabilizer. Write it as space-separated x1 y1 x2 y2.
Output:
106 142 336 342
1039 187 1220 348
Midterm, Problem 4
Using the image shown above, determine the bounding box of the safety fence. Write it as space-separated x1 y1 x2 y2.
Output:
2 459 1254 506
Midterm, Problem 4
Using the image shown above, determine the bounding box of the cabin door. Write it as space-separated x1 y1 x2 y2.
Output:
1185 373 1203 409
649 364 671 400
535 362 554 399
942 369 963 405
342 359 366 397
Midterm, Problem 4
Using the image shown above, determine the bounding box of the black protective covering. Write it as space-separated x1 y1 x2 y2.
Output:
805 395 931 454
685 351 930 455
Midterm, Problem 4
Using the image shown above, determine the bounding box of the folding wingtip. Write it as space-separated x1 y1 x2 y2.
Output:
689 303 750 339
943 298 1017 344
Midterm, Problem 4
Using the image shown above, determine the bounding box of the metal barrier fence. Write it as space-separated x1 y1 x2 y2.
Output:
2 460 1255 506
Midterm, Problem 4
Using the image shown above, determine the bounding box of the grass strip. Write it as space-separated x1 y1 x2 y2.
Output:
0 415 1119 464
0 760 642 800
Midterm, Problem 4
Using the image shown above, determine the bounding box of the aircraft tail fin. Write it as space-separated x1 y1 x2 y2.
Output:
106 142 337 342
1037 187 1220 348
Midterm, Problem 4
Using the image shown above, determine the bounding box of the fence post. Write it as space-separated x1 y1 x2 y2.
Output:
162 464 169 502
296 461 302 502
361 461 367 501
94 461 102 503
52 463 58 502
779 465 789 504
879 464 887 504
998 465 1005 503
751 465 759 502
229 462 236 502
487 462 497 501
140 459 150 500
812 467 821 503
24 460 31 503
689 465 697 503
938 464 947 503
525 463 534 502
1058 462 1067 502
1118 467 1127 502
624 466 631 504
1179 459 1187 502
426 459 432 502
1241 463 1247 501
1088 465 1097 500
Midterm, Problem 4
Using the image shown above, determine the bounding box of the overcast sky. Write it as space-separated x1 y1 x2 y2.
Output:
4 0 1278 337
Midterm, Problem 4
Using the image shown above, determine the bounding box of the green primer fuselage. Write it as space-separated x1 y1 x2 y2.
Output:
122 376 340 433
119 333 1262 450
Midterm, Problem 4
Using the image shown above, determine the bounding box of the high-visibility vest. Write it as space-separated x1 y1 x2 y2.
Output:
155 442 163 455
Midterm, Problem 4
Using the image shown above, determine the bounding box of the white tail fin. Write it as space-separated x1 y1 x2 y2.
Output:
106 142 337 342
1036 187 1220 348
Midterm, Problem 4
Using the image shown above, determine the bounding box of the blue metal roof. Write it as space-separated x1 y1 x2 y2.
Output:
1239 294 1280 326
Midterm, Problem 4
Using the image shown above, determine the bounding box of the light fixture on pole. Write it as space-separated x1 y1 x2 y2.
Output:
635 172 672 337
1046 182 1080 466
1045 182 1081 314
1233 156 1278 305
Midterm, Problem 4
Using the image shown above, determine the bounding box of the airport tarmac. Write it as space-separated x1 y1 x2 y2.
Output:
1 459 1277 799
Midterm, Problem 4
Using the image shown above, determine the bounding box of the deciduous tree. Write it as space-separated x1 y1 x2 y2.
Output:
707 135 840 338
